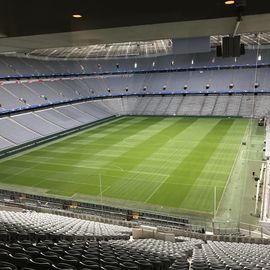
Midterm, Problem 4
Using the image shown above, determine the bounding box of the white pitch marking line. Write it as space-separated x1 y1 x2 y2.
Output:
15 159 171 177
240 158 263 162
0 162 41 183
112 165 124 172
144 175 170 203
44 177 95 186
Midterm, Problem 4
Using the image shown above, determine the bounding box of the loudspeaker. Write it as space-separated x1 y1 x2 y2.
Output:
233 35 241 57
216 45 222 57
222 36 234 57
240 43 245 55
221 36 243 57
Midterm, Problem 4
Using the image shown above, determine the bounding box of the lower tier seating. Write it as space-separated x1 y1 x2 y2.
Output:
0 237 201 270
0 210 131 241
0 236 269 269
0 100 115 151
190 241 270 270
0 209 269 270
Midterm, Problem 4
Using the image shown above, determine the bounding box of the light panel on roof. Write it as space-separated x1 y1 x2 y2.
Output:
25 39 172 59
72 14 82 18
225 0 235 5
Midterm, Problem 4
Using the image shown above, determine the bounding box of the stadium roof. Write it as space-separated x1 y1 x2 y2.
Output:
1 0 270 55
2 0 270 37
25 40 173 59
211 32 270 46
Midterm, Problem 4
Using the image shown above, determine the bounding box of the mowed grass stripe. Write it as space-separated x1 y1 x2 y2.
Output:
103 118 219 202
36 118 172 195
102 118 197 197
148 118 235 207
0 117 168 195
18 117 150 159
0 117 164 171
0 116 250 213
0 117 133 163
35 118 196 197
180 119 248 212
14 117 139 159
7 118 172 183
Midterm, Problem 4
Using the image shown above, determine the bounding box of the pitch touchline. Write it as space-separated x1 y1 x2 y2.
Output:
240 158 263 162
215 121 250 215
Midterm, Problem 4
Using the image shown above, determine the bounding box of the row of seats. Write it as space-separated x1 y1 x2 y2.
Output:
0 211 131 240
0 237 201 270
110 238 203 259
123 95 267 118
190 241 270 270
0 209 269 270
0 49 266 76
0 235 270 269
0 78 268 118
0 68 269 112
0 93 268 151
0 100 114 151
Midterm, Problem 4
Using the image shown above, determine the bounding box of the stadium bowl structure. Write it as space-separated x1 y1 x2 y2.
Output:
1 0 270 243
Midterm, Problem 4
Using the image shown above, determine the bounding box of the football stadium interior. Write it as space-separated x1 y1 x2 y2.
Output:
1 0 270 269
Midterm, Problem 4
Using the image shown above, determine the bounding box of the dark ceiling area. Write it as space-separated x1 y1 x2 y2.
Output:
1 0 270 38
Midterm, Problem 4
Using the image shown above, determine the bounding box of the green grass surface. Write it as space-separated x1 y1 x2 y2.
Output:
0 116 249 213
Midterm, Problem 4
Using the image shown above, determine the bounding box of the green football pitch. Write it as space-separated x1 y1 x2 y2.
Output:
0 116 249 214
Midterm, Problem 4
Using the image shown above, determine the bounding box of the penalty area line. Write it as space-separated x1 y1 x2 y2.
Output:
143 175 169 203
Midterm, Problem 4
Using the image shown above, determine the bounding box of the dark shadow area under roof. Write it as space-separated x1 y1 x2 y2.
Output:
1 0 270 37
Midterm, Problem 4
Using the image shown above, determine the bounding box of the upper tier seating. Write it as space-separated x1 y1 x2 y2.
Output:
0 52 269 153
0 67 269 113
0 49 267 76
